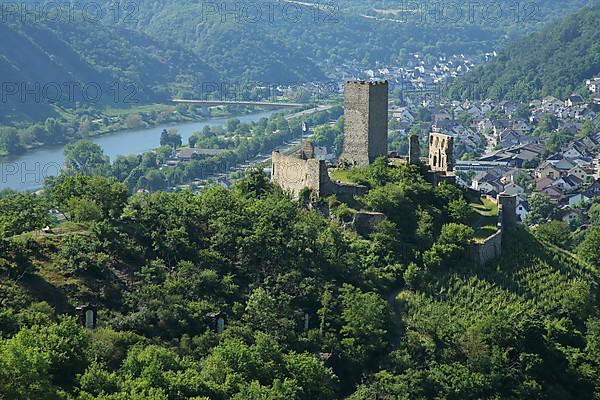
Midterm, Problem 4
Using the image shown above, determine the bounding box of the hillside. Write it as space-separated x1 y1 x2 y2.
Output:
0 16 218 125
0 162 598 399
374 229 600 398
447 3 600 101
111 0 596 83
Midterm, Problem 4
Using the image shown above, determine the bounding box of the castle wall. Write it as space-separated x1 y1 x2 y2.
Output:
408 134 421 164
467 229 503 265
367 82 388 162
271 151 365 198
340 80 388 167
498 193 518 230
467 194 518 265
271 151 328 197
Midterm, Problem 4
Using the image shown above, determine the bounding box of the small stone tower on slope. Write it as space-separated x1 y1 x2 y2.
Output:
498 193 518 230
408 134 421 164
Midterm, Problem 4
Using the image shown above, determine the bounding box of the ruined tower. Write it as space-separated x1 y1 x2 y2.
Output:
340 80 388 167
498 193 518 230
428 133 454 173
408 134 421 164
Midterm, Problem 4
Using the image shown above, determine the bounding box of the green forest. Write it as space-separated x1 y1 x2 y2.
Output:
0 158 598 399
448 2 600 101
0 16 218 125
1 0 596 127
122 0 594 83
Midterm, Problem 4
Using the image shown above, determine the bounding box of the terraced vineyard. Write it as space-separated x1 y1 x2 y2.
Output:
392 228 599 398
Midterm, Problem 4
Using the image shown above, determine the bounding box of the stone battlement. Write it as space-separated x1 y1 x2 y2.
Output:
345 80 389 86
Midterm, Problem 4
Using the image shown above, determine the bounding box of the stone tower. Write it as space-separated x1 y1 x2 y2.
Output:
340 80 388 167
408 134 421 164
428 133 454 172
498 193 518 230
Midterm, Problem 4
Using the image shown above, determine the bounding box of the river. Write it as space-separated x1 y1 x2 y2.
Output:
0 110 277 192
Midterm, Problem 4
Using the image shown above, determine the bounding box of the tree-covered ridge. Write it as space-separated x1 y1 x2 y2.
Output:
0 159 598 398
0 16 218 125
115 0 598 83
448 2 600 101
123 0 499 82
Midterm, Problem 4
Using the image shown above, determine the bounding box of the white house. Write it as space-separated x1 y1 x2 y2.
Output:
516 200 529 222
568 193 590 208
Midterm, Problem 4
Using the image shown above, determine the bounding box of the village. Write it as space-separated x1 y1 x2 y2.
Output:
235 71 600 229
270 52 488 102
386 76 600 227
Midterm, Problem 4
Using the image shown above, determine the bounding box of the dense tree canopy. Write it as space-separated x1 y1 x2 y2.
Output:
448 3 600 101
0 160 598 399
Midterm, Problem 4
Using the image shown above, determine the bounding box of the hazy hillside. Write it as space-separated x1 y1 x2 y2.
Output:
128 3 495 82
448 3 600 101
0 17 218 124
110 0 598 82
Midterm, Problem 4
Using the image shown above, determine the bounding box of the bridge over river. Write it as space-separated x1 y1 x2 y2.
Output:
171 99 304 108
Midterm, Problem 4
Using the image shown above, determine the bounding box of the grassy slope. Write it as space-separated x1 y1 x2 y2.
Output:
469 197 499 242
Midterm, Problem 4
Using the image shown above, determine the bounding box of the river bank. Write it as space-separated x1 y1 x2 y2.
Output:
0 103 264 158
0 110 278 192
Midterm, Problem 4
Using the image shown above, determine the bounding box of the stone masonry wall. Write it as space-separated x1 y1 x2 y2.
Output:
340 80 388 167
408 134 421 164
467 228 503 266
467 194 518 265
367 81 388 162
271 151 329 197
271 151 367 198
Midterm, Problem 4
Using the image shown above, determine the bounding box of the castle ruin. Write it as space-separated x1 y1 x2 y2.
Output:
498 193 518 230
467 193 518 265
271 149 365 198
408 134 421 164
339 80 388 167
271 150 333 197
428 133 454 172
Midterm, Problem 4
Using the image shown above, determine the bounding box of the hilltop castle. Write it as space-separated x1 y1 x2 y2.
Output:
271 80 456 197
